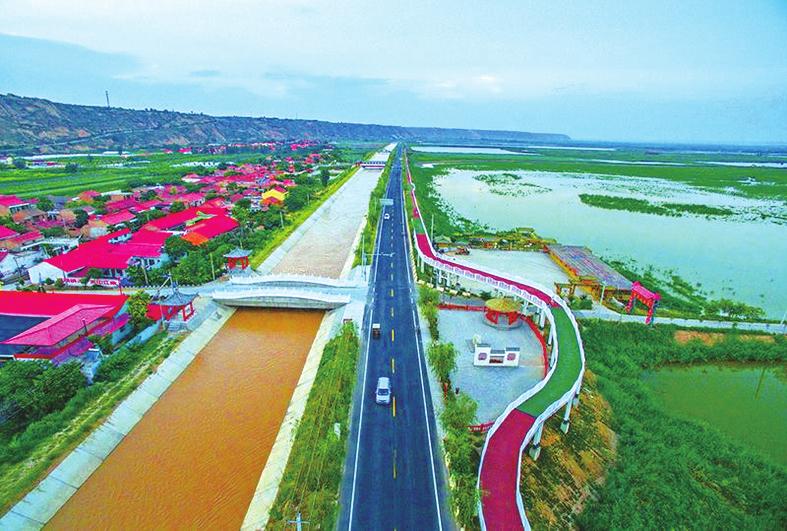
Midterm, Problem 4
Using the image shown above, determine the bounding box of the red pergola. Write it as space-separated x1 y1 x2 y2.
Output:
149 290 196 322
224 248 251 270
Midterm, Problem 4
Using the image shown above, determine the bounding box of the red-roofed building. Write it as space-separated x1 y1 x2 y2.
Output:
0 195 32 216
100 210 136 227
0 291 131 364
181 215 239 246
105 198 140 213
0 230 43 251
0 226 19 243
28 228 167 284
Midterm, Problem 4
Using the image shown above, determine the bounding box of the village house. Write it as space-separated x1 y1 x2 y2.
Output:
0 291 132 365
27 229 168 285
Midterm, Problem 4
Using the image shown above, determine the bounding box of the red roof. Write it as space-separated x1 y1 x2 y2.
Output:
10 231 42 245
2 304 118 346
129 229 171 246
135 199 162 211
0 195 28 207
143 206 226 231
181 215 238 245
105 198 140 212
100 210 136 226
44 228 161 273
0 226 19 240
0 291 128 318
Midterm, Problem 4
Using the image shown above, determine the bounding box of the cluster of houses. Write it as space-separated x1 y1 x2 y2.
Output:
0 145 329 368
0 151 325 288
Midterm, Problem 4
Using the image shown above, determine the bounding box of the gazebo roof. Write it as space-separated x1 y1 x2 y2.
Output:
223 248 252 259
159 290 197 307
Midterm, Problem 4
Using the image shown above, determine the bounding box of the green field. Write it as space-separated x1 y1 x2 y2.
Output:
0 147 368 198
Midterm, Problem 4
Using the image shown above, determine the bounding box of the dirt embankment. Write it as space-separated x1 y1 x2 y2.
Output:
519 370 616 529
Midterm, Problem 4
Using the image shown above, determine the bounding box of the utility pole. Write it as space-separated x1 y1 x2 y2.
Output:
279 210 285 228
210 254 215 280
105 90 111 108
361 232 366 280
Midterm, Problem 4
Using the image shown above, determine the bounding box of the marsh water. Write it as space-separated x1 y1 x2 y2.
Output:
49 309 323 530
433 169 787 317
644 362 787 466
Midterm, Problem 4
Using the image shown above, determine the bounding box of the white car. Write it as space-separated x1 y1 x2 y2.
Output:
384 213 390 220
375 377 391 405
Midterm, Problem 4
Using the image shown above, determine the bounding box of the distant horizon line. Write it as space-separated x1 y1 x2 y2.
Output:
4 91 787 150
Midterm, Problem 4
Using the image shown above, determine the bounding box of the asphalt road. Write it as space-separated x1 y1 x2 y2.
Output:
338 147 452 530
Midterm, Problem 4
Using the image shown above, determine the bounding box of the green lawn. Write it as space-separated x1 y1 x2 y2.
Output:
518 306 583 417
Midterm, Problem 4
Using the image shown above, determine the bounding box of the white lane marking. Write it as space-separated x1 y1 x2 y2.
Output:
400 165 444 531
348 153 395 530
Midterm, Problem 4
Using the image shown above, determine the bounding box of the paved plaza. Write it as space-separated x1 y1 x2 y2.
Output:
437 308 545 423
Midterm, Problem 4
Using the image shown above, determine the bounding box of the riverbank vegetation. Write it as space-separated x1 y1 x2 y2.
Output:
607 258 767 321
0 332 175 513
474 173 549 197
579 193 734 218
266 322 360 529
574 321 786 529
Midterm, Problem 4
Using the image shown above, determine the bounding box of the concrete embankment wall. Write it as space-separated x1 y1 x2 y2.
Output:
0 304 236 529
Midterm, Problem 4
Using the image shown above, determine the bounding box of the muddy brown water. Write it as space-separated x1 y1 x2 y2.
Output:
48 308 323 530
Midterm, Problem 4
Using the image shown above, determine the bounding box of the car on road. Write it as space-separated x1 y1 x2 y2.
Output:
384 212 390 220
375 377 391 405
372 323 381 338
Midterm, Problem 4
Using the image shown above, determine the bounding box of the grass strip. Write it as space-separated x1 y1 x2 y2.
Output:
266 322 360 529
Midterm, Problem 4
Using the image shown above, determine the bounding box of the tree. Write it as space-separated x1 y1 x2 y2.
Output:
65 162 79 173
81 267 103 286
128 291 152 330
0 361 46 428
88 333 114 355
285 187 309 211
320 168 331 187
139 189 158 201
12 158 26 169
428 341 457 383
28 362 85 419
164 235 194 260
37 197 54 212
169 201 186 213
74 208 89 228
232 205 251 227
440 392 477 432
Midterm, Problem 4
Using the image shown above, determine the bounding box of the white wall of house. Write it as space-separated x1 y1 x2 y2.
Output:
28 261 69 283
0 250 43 281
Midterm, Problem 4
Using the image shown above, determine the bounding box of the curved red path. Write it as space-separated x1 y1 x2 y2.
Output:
478 409 535 531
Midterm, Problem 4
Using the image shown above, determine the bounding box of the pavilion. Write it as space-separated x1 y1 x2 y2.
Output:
224 248 252 271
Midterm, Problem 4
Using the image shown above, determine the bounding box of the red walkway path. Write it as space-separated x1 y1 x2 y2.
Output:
478 410 535 531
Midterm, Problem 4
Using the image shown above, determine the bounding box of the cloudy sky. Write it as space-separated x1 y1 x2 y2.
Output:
1 0 786 144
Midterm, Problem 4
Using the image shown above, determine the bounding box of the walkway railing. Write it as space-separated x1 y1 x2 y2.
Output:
404 153 585 530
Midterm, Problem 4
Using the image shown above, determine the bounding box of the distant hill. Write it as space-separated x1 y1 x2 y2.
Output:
0 93 569 154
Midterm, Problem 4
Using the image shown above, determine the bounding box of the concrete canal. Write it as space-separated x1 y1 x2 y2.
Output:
48 308 323 530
